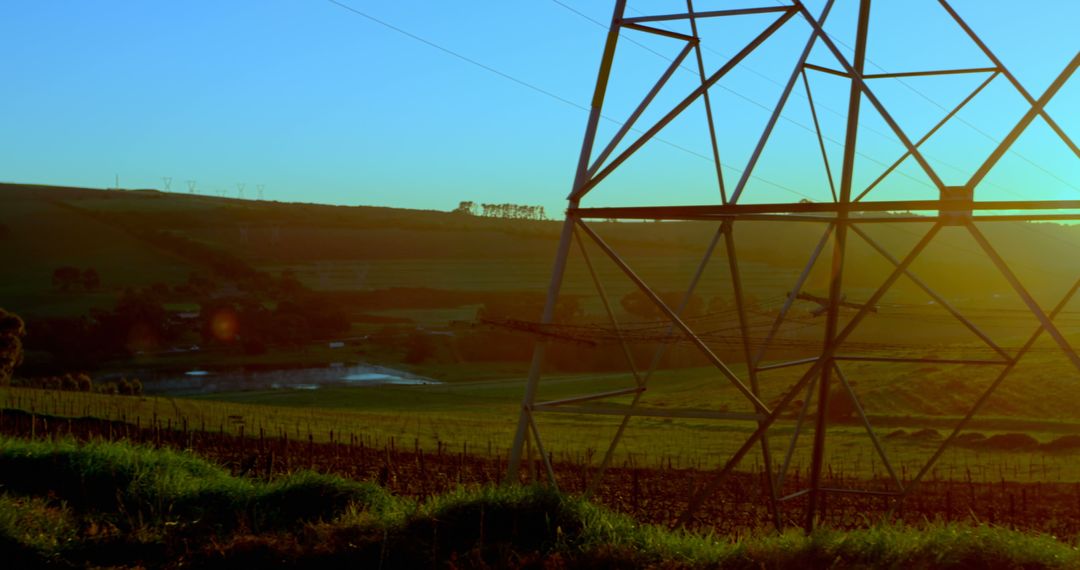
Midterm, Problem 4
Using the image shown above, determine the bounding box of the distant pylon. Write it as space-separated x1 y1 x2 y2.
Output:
186 180 197 194
256 184 265 201
162 177 172 192
237 183 246 199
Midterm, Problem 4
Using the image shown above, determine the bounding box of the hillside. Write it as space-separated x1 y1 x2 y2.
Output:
4 182 1079 310
2 182 1078 402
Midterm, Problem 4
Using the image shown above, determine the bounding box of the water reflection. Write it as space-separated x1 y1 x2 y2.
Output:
143 364 440 395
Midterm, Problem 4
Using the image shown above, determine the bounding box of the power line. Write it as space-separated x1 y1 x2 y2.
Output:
760 0 1078 194
327 0 589 112
324 0 815 201
627 2 1059 196
804 5 1080 194
554 0 1075 200
548 0 937 193
325 0 1075 213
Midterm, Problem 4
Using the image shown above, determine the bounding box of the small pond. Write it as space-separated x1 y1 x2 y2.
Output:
135 363 440 396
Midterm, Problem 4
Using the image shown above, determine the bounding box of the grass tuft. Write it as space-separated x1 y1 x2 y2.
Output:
1 437 1077 568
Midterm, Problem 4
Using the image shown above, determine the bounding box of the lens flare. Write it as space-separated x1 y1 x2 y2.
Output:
210 309 239 342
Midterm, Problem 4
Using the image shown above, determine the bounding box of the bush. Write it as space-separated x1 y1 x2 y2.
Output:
60 374 79 391
75 373 92 392
0 308 25 386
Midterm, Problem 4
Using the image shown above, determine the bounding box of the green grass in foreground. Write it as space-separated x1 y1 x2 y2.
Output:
0 437 1077 568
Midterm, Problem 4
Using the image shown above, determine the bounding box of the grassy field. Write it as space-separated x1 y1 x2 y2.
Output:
2 183 1079 482
5 350 1080 483
3 183 1080 560
1 437 1077 568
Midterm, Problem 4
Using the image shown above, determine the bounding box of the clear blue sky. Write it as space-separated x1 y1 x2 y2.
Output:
1 0 1076 213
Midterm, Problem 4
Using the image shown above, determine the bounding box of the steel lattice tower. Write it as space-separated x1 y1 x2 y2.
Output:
508 0 1080 532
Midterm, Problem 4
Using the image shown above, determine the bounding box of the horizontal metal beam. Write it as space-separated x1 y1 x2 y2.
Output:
833 355 1010 366
756 357 820 372
620 6 792 24
820 487 901 497
779 487 901 501
534 387 643 408
621 22 696 42
803 62 848 78
565 213 1080 224
573 200 1080 219
779 488 811 502
863 66 998 79
561 213 1080 224
531 404 765 422
848 214 1080 224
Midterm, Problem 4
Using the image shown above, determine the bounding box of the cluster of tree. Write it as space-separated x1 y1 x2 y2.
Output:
11 373 143 396
25 288 178 372
10 372 92 392
95 377 144 396
453 201 547 220
198 292 349 354
51 267 101 292
0 308 25 385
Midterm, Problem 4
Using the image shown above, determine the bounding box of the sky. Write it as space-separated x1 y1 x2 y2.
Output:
1 0 1076 214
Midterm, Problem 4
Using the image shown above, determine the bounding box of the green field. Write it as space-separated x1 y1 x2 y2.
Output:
6 347 1080 483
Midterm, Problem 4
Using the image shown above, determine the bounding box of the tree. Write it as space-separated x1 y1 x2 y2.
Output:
0 308 26 386
453 201 478 215
75 373 92 392
61 373 79 391
82 268 101 291
52 266 82 291
477 202 546 220
97 288 171 353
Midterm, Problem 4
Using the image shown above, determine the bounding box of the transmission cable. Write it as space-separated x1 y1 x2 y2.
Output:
325 0 815 201
557 0 1076 199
